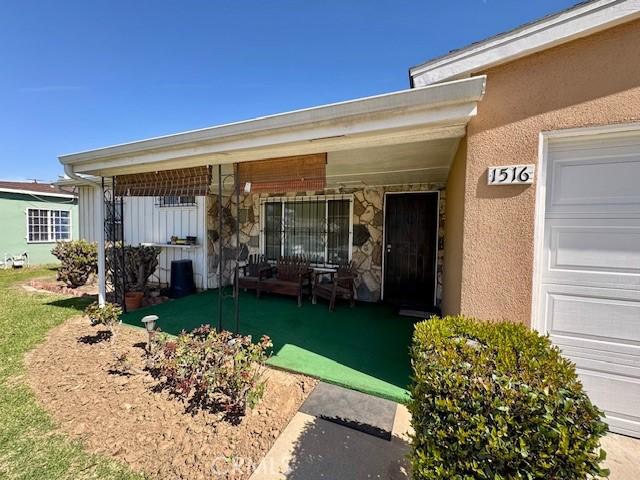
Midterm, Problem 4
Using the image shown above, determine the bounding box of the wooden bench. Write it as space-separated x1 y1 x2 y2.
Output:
257 257 312 307
312 262 356 311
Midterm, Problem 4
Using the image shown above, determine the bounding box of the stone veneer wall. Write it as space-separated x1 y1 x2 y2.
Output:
207 183 445 304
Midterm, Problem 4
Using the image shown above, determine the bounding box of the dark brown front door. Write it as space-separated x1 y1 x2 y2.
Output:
383 192 438 307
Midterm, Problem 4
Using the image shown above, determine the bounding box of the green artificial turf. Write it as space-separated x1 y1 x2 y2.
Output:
0 267 142 480
122 289 414 403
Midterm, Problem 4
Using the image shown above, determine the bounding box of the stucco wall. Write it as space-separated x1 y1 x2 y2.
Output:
0 192 78 265
441 138 466 315
459 18 640 324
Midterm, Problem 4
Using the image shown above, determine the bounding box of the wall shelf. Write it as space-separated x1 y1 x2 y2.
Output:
141 242 201 249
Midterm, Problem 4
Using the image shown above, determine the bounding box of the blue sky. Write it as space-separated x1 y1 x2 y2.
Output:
0 0 577 181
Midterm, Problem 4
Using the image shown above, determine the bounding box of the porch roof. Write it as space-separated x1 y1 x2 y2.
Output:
59 76 485 186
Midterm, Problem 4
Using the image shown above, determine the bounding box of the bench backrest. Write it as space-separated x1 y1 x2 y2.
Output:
245 254 269 277
276 256 310 281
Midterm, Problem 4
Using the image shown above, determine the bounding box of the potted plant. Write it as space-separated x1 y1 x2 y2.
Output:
125 290 144 310
108 244 161 311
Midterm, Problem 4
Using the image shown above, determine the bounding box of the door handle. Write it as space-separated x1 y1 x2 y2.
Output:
386 244 392 253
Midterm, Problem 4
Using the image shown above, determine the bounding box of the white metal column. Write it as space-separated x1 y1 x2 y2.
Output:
94 184 106 306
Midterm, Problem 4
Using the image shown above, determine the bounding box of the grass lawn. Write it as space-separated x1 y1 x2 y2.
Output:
122 289 415 403
0 267 141 480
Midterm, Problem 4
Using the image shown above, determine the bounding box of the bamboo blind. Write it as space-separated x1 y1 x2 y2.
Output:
237 153 327 193
114 166 211 196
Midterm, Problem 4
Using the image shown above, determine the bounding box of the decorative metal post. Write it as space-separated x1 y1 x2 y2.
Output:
103 176 125 309
234 163 240 334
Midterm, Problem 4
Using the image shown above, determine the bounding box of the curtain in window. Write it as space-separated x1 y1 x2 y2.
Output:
327 200 350 264
264 202 282 261
284 200 326 262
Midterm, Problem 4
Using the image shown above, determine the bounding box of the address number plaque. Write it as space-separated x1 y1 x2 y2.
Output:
487 164 535 185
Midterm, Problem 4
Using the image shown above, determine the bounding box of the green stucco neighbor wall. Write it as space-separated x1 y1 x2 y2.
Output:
0 192 78 265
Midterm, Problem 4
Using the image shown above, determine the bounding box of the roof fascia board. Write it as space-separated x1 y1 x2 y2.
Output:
59 76 485 168
77 102 477 176
0 187 76 199
84 124 469 177
410 0 640 86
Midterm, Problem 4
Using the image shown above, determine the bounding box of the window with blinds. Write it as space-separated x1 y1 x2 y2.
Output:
262 196 352 265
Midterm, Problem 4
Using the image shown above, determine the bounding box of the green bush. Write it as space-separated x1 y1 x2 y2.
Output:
51 240 98 288
84 301 122 345
408 316 608 480
152 325 272 421
84 301 122 329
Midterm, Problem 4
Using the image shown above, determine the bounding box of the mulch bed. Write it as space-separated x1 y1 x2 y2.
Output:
25 279 169 308
25 316 317 479
27 278 99 297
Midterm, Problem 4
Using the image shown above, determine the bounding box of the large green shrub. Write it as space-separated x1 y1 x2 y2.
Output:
51 240 98 287
408 316 608 480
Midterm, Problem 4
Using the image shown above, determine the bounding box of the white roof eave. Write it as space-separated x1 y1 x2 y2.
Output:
59 75 486 176
0 187 76 199
410 0 640 87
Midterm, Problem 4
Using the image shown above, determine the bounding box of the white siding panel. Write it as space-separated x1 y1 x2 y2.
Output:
78 186 97 242
77 190 207 289
125 197 207 289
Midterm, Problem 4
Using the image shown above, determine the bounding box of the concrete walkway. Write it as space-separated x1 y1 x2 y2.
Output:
250 404 412 480
602 433 640 480
250 381 640 479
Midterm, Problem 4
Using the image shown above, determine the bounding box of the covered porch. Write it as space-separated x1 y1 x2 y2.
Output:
121 289 414 402
59 76 485 398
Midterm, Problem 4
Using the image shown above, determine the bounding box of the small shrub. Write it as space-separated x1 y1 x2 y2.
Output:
51 240 98 287
152 325 272 420
84 301 122 343
409 316 609 480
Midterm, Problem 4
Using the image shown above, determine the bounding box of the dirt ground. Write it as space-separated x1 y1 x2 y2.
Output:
28 278 99 297
25 316 317 479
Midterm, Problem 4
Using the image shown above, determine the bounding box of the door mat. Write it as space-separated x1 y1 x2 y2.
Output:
299 382 397 440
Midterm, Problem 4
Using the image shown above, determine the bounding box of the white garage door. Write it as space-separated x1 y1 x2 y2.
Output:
538 127 640 438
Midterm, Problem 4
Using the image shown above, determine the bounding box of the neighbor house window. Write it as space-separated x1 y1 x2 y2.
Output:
27 209 71 242
262 196 352 265
158 196 196 207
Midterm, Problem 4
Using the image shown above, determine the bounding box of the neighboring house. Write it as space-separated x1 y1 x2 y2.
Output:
0 181 78 265
58 0 640 437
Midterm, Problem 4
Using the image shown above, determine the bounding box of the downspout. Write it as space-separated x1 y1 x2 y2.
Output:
63 164 107 306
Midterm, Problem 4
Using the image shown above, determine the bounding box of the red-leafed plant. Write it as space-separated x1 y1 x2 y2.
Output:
151 325 272 421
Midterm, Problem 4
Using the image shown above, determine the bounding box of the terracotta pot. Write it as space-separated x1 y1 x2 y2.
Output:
124 291 144 311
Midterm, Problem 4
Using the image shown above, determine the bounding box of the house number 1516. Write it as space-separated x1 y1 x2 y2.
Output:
487 164 535 185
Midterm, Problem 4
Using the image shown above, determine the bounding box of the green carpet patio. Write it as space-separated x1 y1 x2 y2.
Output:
121 290 415 403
